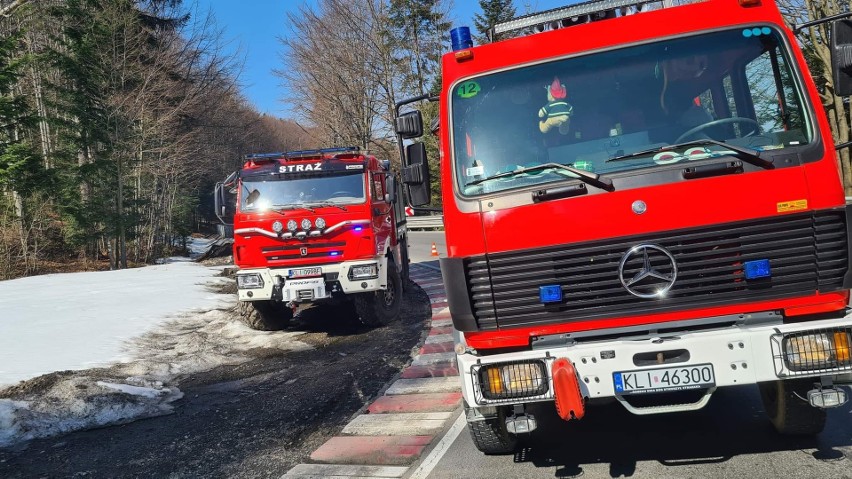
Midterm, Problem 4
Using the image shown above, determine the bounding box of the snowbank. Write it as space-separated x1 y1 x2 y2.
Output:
0 261 230 386
0 261 312 448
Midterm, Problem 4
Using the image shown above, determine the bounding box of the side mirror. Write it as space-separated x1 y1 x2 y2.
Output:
402 143 431 206
385 175 397 204
245 189 260 206
395 111 423 139
214 181 233 226
831 19 852 96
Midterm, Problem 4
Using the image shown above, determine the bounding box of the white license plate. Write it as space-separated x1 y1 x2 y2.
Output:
613 363 715 395
288 267 321 278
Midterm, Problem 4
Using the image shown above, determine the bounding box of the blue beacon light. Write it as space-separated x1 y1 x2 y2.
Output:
450 26 473 51
744 259 771 280
539 285 563 303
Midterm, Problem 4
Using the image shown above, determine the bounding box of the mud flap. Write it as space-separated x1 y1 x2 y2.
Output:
552 357 585 421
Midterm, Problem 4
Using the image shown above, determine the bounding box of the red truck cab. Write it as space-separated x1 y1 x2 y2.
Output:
397 0 852 454
217 147 409 330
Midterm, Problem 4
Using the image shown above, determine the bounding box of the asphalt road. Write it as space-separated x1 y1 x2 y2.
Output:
407 231 446 267
422 385 852 478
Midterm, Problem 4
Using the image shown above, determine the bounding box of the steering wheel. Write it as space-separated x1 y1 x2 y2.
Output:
675 117 760 144
330 191 356 197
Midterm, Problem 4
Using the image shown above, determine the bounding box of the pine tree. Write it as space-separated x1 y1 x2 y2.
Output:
0 30 38 193
473 0 517 44
386 1 450 207
387 0 451 97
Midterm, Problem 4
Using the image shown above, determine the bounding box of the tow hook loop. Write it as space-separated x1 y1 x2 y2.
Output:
552 357 585 421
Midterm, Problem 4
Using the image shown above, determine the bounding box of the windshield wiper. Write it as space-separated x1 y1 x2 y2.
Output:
304 201 348 211
271 204 316 213
466 162 614 191
606 139 774 169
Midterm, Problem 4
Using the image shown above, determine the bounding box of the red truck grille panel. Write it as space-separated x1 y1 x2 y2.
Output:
466 210 849 331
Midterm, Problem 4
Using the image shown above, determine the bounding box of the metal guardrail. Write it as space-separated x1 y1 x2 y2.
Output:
406 215 444 230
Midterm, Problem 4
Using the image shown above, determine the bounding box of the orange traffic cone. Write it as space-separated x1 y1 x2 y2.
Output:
430 242 439 257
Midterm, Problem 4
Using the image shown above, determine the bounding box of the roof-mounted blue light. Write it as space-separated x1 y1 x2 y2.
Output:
451 26 473 51
244 152 285 160
245 147 360 161
744 259 771 280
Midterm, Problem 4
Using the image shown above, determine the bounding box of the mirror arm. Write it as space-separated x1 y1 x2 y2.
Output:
835 140 852 151
794 11 852 34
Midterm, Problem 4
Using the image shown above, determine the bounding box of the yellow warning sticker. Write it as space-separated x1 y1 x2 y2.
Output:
777 199 808 213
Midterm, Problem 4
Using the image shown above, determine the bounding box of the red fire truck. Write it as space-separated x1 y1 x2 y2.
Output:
397 0 852 454
215 147 409 330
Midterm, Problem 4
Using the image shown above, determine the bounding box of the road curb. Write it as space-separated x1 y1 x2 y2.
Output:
283 263 462 478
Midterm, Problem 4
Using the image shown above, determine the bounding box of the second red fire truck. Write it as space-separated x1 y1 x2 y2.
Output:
216 147 409 330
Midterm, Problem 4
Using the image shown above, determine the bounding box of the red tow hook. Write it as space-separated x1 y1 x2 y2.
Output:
552 357 585 421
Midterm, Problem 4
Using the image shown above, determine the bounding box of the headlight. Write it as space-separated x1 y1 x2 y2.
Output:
271 220 283 233
301 218 312 230
784 330 852 371
287 219 298 232
315 217 326 229
348 263 378 280
479 361 548 400
236 273 264 289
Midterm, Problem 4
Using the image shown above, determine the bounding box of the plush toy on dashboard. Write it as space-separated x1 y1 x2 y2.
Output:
538 77 573 134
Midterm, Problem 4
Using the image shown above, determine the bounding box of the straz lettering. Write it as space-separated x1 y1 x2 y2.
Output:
279 162 322 173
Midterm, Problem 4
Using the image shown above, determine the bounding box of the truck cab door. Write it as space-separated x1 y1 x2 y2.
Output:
370 171 393 256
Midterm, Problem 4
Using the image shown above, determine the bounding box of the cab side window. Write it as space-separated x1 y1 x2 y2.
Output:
372 172 385 201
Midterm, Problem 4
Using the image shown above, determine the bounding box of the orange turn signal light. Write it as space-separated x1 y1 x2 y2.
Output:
835 332 851 362
486 367 504 394
454 50 474 62
738 0 761 7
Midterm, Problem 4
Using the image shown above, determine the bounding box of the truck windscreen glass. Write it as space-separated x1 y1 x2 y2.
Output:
450 26 811 196
240 171 366 211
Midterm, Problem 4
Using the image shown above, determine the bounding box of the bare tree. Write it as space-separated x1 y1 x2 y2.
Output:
777 0 851 193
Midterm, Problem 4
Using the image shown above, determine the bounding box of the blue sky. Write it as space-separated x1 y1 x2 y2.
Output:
194 0 565 118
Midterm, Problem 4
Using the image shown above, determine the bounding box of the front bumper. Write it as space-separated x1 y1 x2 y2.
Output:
457 311 852 414
236 257 388 303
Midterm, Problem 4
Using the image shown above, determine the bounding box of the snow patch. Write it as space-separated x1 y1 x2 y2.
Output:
0 261 231 386
0 260 312 448
0 377 182 448
95 381 170 399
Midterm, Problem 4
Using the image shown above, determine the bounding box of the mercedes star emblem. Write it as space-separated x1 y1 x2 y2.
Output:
618 244 677 298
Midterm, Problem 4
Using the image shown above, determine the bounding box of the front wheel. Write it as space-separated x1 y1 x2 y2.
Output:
466 405 518 455
239 300 293 331
352 258 402 327
759 379 826 435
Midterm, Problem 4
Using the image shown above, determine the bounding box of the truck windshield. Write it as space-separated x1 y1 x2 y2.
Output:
240 171 366 211
451 26 811 196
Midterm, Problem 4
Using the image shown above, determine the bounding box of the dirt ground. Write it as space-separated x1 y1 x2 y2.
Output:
0 279 432 478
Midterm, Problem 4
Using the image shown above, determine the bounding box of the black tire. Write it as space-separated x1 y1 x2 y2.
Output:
353 258 402 327
759 379 826 435
239 300 293 331
467 406 518 455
